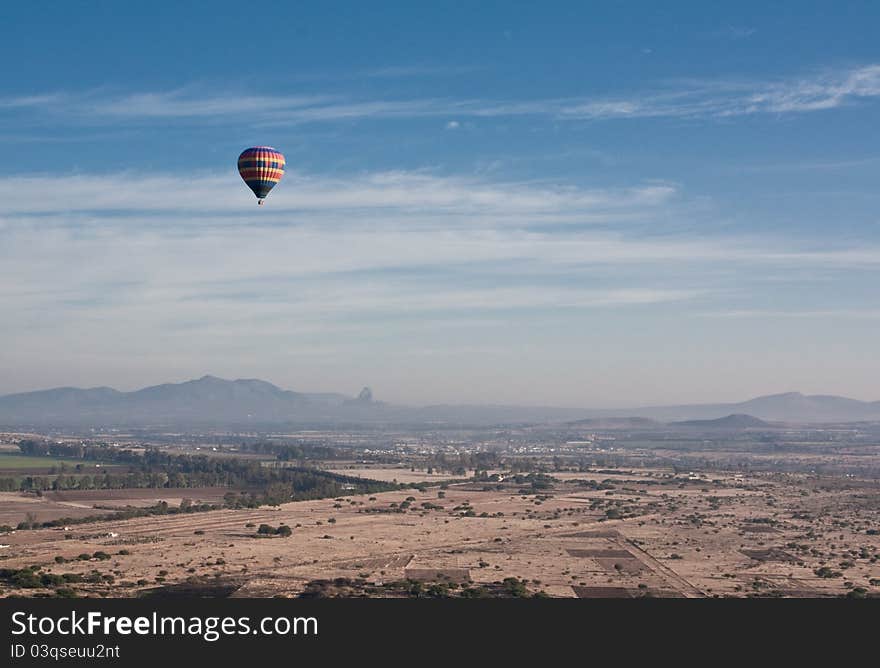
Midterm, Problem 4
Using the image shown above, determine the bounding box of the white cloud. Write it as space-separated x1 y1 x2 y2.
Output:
0 170 677 221
4 64 879 127
0 167 703 350
1 167 878 346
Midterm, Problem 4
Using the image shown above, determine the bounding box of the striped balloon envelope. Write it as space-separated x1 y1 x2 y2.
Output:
237 146 285 205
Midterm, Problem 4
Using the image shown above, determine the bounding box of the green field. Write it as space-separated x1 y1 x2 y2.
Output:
0 454 116 471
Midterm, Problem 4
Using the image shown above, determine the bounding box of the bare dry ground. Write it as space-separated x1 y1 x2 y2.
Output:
1 468 877 598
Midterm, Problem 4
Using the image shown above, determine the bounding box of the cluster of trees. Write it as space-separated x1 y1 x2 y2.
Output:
297 576 545 599
6 442 395 503
18 500 221 530
417 451 502 476
815 566 843 578
18 439 130 460
0 565 111 591
505 472 557 489
235 440 343 461
401 576 544 598
257 523 292 537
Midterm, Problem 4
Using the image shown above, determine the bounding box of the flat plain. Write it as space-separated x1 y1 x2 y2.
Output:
2 466 877 598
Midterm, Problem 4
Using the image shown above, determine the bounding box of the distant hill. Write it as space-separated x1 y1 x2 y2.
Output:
610 392 880 423
0 378 878 427
566 417 662 429
670 414 772 429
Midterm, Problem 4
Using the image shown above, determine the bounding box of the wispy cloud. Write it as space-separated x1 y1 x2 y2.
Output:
0 94 64 109
2 168 878 332
0 168 705 336
2 169 878 269
559 65 880 119
701 309 880 319
3 64 879 128
91 91 333 118
738 156 880 172
0 170 677 221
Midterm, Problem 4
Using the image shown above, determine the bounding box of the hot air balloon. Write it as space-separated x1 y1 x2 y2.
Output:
237 146 285 205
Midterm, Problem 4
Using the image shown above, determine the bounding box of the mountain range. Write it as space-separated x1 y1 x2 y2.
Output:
0 376 879 427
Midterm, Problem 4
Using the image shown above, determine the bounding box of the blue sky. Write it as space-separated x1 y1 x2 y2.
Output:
1 2 879 406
